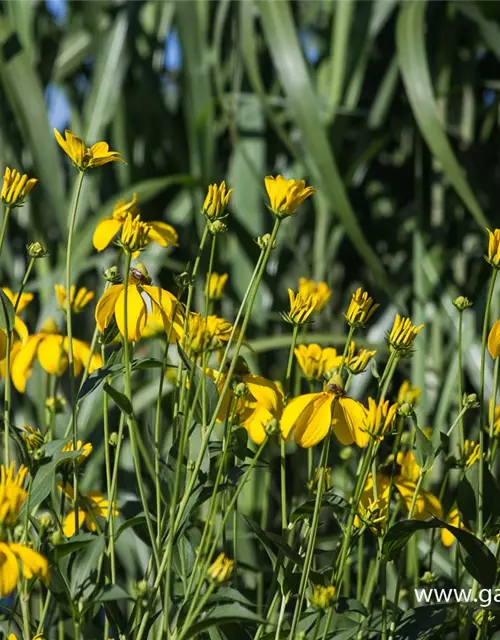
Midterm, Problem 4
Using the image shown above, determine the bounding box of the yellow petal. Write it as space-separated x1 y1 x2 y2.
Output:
148 221 179 247
13 315 29 344
395 479 443 520
0 542 19 597
11 335 44 392
243 406 272 444
37 335 68 376
63 510 86 537
336 398 369 447
92 217 122 251
9 543 49 582
488 319 500 359
294 394 333 448
245 375 282 414
114 285 147 342
281 392 320 440
71 338 103 375
142 285 184 342
95 285 123 333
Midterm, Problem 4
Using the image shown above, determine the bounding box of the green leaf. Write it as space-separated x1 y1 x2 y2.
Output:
70 535 105 599
289 493 349 526
413 426 434 471
103 382 134 417
0 288 15 333
53 533 97 559
115 514 148 542
95 584 131 603
77 363 123 401
383 518 496 587
396 0 489 229
181 603 267 639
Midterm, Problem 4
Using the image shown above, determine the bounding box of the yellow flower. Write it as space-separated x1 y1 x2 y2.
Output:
281 377 368 448
354 486 388 535
441 507 468 547
202 181 233 220
1 167 37 207
8 318 102 393
283 288 318 326
345 288 379 328
54 129 124 171
358 452 442 528
362 398 397 441
95 264 183 344
59 441 93 474
186 314 233 355
298 278 331 312
462 440 480 469
207 272 228 300
294 344 342 381
0 287 34 360
486 229 500 268
343 341 377 375
55 285 94 313
93 194 178 252
387 314 424 353
397 380 421 406
118 213 153 254
264 175 315 217
9 635 45 640
310 584 336 610
207 553 234 583
21 425 44 452
58 482 119 537
488 319 500 359
0 541 49 597
0 463 28 525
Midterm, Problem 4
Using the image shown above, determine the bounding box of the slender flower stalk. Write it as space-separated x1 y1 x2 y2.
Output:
0 205 12 258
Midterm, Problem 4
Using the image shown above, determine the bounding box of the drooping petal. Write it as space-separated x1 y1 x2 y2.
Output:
92 217 122 251
148 221 179 247
280 392 320 440
143 285 184 342
63 509 86 538
11 335 44 392
395 479 443 520
95 285 123 333
114 285 147 342
37 335 68 376
71 338 103 375
13 315 29 344
245 375 282 413
295 394 333 448
9 543 49 582
243 406 273 444
335 397 369 447
488 319 500 359
0 542 19 597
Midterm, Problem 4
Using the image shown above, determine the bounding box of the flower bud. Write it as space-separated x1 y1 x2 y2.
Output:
135 580 148 597
264 418 281 437
310 584 336 611
453 296 473 311
398 402 414 418
420 570 437 586
50 530 63 545
232 381 249 398
207 553 234 584
339 446 353 462
27 241 49 258
109 432 119 447
208 219 228 235
103 266 122 285
38 514 52 530
46 395 66 414
256 233 277 251
464 393 479 409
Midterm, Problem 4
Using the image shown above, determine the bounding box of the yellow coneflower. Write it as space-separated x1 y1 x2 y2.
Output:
1 168 37 207
185 314 233 355
55 285 94 314
0 462 28 525
283 289 318 326
58 441 93 474
362 398 397 441
344 341 377 375
462 440 481 469
486 229 500 269
310 584 336 610
294 344 342 381
264 175 315 218
54 129 124 171
207 553 234 583
345 288 379 328
207 272 228 300
298 278 331 312
58 482 119 538
397 380 421 406
387 314 424 354
0 541 49 597
488 319 500 359
202 182 233 220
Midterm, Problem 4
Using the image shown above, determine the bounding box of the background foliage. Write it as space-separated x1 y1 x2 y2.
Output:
2 0 500 637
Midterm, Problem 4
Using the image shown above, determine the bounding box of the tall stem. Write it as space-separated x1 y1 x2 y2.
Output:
0 205 11 257
65 171 86 534
457 310 465 448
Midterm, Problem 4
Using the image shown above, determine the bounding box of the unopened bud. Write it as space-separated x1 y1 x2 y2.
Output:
256 233 277 251
453 296 473 311
103 266 122 285
46 395 66 414
50 530 63 545
38 514 52 530
208 220 228 235
464 393 479 409
13 524 24 540
33 448 46 462
27 241 49 258
232 381 248 398
109 432 119 447
207 553 234 584
398 402 414 418
135 580 148 597
339 446 353 462
420 570 437 586
264 418 280 436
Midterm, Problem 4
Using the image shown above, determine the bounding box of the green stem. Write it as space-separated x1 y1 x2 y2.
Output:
478 270 497 540
65 170 86 536
288 433 332 639
101 344 115 583
122 252 160 569
457 310 465 448
0 205 12 258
